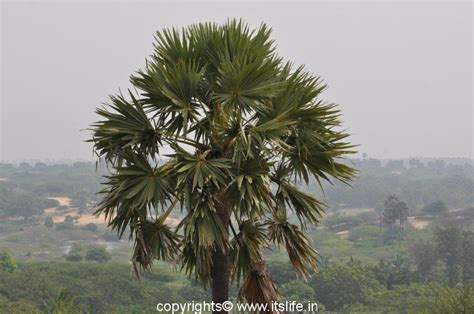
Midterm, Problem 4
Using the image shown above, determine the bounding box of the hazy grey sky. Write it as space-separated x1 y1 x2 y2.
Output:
1 1 472 162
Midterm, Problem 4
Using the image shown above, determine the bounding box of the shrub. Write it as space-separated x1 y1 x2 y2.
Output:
281 280 316 302
55 221 74 230
65 242 84 262
0 251 17 273
267 260 298 284
101 230 120 242
81 223 98 232
348 225 382 243
41 198 60 209
65 252 83 262
44 216 54 228
85 247 111 263
310 265 381 311
417 285 474 313
422 200 448 213
56 205 69 211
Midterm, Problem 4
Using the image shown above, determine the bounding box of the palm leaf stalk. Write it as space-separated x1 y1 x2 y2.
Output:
89 19 356 313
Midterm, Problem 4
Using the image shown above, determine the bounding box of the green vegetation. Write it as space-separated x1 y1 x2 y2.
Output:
0 185 59 219
382 195 409 229
0 251 17 273
85 247 112 263
423 200 449 213
310 264 381 311
1 256 472 313
81 223 98 232
0 158 473 312
44 216 54 229
318 158 474 210
0 262 208 313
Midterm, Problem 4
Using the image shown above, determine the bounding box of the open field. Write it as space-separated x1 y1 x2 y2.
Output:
43 196 181 226
45 196 107 225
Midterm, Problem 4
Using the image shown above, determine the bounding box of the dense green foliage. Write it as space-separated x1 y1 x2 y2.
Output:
0 185 59 219
319 158 474 210
2 158 472 220
0 162 106 219
382 195 409 228
85 247 112 263
310 264 381 311
0 162 104 198
0 219 473 312
280 280 316 303
0 251 17 273
1 258 472 313
423 200 449 213
44 216 54 228
1 160 473 312
0 262 208 313
433 224 474 287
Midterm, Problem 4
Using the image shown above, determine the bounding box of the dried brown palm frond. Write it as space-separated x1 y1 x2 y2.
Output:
238 260 279 313
267 216 319 278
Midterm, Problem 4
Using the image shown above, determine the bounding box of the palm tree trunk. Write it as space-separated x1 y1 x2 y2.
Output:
211 188 231 313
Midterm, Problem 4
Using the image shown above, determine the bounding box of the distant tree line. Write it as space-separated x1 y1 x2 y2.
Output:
0 185 59 219
312 158 474 210
1 159 472 218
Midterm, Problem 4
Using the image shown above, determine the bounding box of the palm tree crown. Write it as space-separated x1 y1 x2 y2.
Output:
89 19 356 305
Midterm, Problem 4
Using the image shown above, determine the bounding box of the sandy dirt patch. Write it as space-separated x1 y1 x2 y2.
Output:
44 197 72 214
333 208 374 217
52 212 105 225
408 217 430 229
336 230 349 239
44 207 57 214
44 196 106 225
43 196 181 226
50 212 180 226
48 196 71 207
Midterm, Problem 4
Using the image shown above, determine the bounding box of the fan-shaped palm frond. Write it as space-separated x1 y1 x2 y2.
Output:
132 219 181 278
89 92 161 164
227 157 273 217
275 180 326 226
96 155 172 237
167 144 231 191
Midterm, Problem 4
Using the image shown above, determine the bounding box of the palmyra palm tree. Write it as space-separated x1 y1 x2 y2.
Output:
89 19 356 312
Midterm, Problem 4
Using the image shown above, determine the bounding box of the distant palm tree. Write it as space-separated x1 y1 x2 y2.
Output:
50 290 73 314
382 195 409 229
89 19 356 311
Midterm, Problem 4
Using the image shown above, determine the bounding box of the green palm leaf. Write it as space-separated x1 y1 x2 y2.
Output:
230 219 267 283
